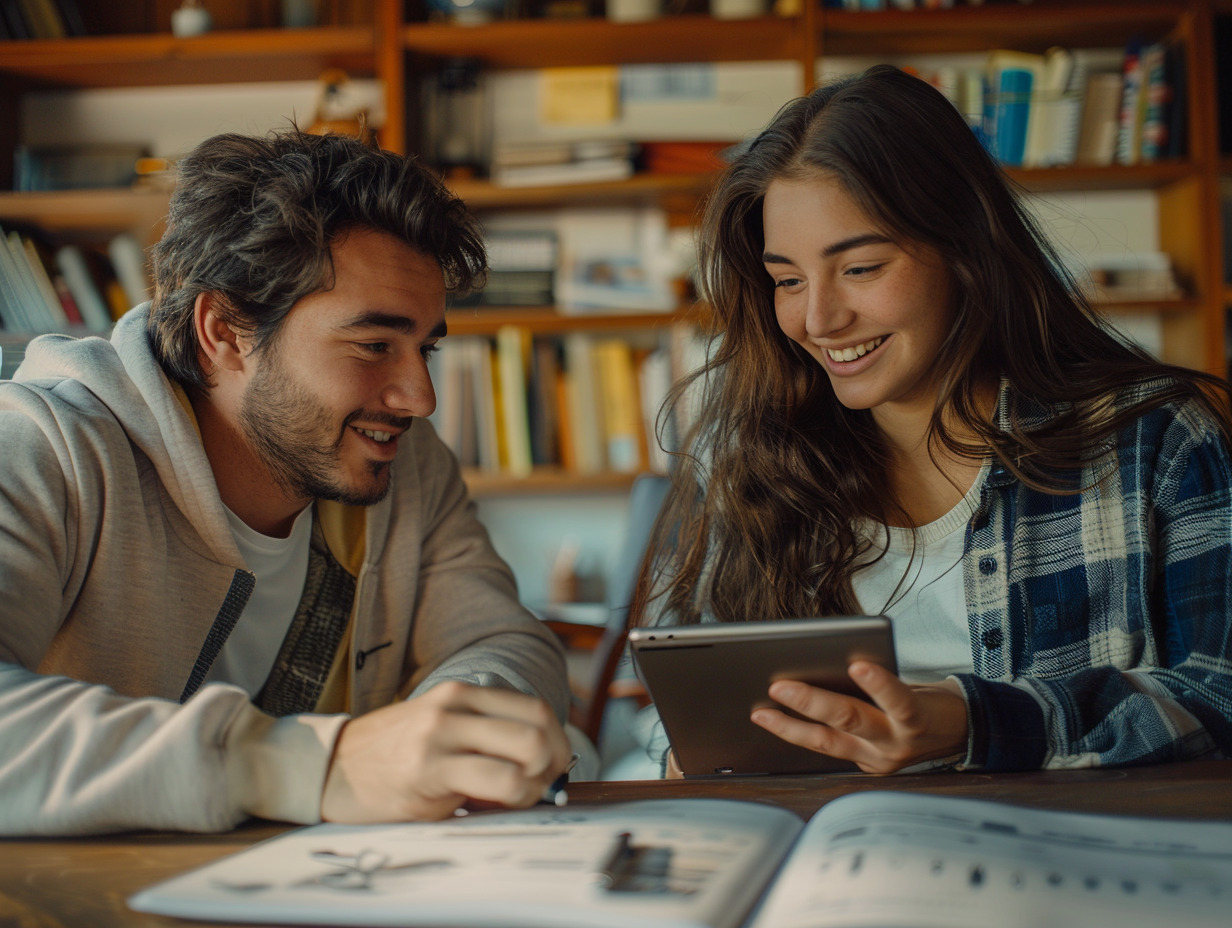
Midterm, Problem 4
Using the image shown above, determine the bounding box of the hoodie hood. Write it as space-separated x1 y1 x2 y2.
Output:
13 305 240 565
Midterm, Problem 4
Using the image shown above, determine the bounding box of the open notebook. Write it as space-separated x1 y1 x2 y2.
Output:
129 790 1232 928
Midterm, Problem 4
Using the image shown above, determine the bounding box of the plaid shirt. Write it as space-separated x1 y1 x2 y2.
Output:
956 380 1232 770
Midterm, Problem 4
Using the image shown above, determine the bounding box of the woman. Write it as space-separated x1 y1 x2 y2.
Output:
634 65 1232 775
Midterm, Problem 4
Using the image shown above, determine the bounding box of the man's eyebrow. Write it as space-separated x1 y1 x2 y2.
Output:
762 233 893 264
337 312 447 339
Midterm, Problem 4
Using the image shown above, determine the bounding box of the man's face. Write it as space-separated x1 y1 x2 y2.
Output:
237 226 447 507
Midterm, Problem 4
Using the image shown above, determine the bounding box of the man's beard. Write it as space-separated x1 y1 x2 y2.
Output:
237 349 405 507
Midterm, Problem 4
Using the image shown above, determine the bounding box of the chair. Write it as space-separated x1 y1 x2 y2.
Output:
543 473 671 749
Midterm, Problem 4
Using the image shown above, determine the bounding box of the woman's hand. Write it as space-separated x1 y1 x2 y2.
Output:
749 661 968 774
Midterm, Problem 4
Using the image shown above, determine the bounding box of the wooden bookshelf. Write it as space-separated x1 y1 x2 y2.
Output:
2 0 1230 484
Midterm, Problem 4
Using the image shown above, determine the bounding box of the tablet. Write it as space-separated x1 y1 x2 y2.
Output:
627 617 896 778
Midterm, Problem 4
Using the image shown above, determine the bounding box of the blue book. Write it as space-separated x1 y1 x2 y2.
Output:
992 67 1033 167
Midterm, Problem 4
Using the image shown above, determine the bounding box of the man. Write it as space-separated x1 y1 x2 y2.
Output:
0 129 573 836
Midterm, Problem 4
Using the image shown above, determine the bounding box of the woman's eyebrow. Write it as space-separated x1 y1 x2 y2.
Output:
763 233 893 265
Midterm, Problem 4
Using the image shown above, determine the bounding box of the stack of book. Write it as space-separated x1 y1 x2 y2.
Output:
489 140 637 188
452 230 558 308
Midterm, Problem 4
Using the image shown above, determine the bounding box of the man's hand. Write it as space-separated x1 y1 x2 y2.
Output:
320 680 572 823
749 661 968 774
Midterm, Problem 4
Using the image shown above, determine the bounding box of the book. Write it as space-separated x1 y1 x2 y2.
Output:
491 157 635 189
592 338 645 474
1116 38 1146 165
52 0 85 36
984 51 1037 167
0 252 32 332
54 244 112 332
495 325 534 477
1138 42 1171 163
562 332 606 475
18 234 69 328
527 338 563 467
15 0 63 38
0 228 53 332
1074 70 1124 166
471 338 501 474
107 232 151 308
1022 47 1077 168
452 230 557 308
127 790 1232 928
638 344 674 473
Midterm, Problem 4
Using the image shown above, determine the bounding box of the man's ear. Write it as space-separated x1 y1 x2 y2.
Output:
193 292 249 375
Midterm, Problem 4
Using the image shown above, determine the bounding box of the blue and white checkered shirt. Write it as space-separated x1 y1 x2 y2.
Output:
955 379 1232 770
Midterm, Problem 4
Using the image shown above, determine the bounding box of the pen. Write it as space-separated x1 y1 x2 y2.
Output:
596 831 635 889
540 751 580 807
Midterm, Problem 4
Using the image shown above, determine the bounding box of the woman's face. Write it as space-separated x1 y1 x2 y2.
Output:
763 174 956 432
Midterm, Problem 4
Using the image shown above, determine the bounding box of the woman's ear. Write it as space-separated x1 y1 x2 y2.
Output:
193 292 248 375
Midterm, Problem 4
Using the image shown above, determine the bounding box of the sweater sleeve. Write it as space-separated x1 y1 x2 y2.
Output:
957 411 1232 771
0 383 344 835
400 421 571 721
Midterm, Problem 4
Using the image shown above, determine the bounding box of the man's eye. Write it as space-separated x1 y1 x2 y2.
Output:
360 342 389 354
421 343 440 360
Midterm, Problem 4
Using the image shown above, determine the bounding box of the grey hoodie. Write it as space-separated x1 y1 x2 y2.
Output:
0 306 568 835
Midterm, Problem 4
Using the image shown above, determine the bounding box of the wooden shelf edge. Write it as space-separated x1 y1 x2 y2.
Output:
402 14 804 68
1009 161 1196 192
446 173 714 209
0 25 375 61
446 305 692 335
463 468 647 497
0 26 378 86
0 188 171 238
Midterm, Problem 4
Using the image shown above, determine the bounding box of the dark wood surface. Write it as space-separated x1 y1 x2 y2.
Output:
1 760 1229 928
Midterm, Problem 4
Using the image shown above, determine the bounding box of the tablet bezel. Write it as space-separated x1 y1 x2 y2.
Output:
627 617 897 778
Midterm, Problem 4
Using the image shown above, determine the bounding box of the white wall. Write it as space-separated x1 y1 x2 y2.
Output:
21 80 385 159
476 491 631 610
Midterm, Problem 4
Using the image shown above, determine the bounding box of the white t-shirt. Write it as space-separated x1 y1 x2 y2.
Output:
851 463 989 684
202 505 314 696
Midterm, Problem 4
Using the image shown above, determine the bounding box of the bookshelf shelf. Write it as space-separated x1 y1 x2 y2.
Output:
0 189 170 238
446 306 690 337
402 15 807 69
0 27 377 88
447 174 714 211
463 468 645 498
1008 162 1199 193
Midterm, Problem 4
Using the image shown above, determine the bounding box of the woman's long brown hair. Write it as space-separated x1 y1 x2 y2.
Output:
633 65 1232 627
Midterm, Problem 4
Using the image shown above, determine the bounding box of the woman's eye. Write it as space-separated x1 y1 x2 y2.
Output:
847 264 884 278
774 277 803 289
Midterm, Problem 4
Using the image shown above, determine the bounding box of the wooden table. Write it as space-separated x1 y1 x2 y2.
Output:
2 760 1230 928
